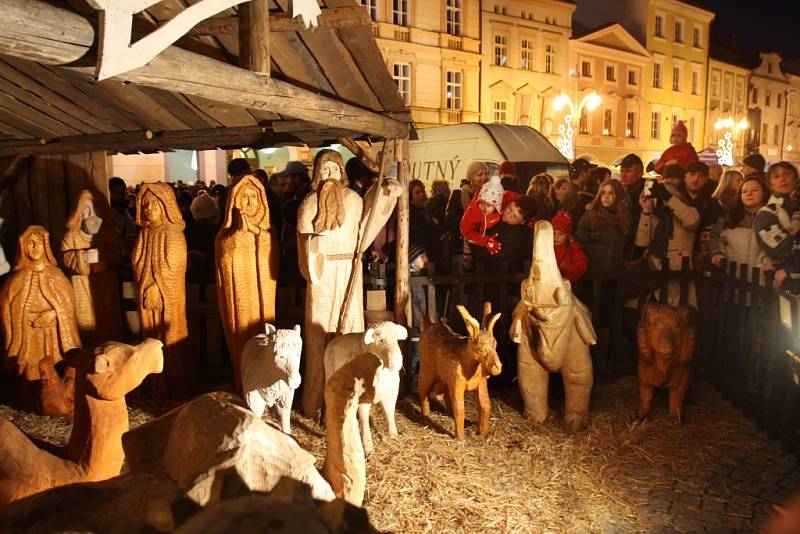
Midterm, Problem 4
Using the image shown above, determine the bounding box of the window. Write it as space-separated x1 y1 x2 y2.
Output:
655 14 664 38
628 69 637 86
766 90 771 107
520 39 534 70
762 123 768 144
768 62 773 74
693 27 701 48
493 100 507 124
689 117 696 142
446 0 461 36
581 61 592 78
723 75 732 99
775 124 780 145
626 112 636 138
545 44 556 74
603 109 613 135
392 0 409 26
674 21 683 43
651 111 661 139
579 107 589 134
392 62 411 106
672 66 681 92
752 87 758 105
360 0 378 21
778 93 783 108
606 65 617 82
653 63 662 88
711 71 719 97
736 79 744 102
494 35 508 66
691 70 699 95
445 70 462 110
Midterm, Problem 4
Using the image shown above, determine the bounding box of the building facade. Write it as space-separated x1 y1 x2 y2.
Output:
748 52 792 167
784 62 800 169
368 0 482 127
568 23 652 164
704 53 751 163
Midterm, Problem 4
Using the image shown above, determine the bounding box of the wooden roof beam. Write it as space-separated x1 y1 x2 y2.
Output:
190 6 372 36
0 0 409 139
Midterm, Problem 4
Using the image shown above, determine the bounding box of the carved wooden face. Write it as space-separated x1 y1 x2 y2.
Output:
24 232 46 262
319 160 341 183
141 192 163 224
236 185 261 219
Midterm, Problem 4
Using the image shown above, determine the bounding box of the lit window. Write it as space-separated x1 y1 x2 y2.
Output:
626 112 636 138
603 109 613 135
711 71 719 97
653 63 662 88
579 107 589 134
520 39 534 70
392 62 411 106
494 35 508 66
446 0 461 36
493 100 507 123
654 14 663 38
392 0 409 26
762 123 768 144
545 44 557 74
446 70 462 110
651 112 661 139
691 70 699 95
672 66 681 92
674 21 683 43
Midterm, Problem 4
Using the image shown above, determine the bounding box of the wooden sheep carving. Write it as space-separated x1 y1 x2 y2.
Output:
510 220 596 432
324 321 408 455
419 303 502 440
637 302 697 422
0 339 164 506
241 324 302 434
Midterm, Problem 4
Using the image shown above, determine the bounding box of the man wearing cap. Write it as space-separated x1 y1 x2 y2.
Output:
619 154 646 261
742 153 766 179
636 164 700 305
562 157 597 223
684 161 722 267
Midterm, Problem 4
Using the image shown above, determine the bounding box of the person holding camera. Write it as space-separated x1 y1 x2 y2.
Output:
635 164 701 306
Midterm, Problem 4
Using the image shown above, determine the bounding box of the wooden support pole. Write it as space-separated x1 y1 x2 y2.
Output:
337 137 377 173
0 0 409 139
395 137 411 330
238 0 270 76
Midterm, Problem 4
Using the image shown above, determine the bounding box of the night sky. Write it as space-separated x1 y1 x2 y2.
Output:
692 0 800 59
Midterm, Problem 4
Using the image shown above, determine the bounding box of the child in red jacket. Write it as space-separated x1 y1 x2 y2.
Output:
654 120 699 175
552 210 588 281
460 175 505 254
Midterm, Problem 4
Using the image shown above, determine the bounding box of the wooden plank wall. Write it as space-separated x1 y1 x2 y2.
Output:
0 151 108 265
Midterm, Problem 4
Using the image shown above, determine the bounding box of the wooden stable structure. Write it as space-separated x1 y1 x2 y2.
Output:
0 0 413 327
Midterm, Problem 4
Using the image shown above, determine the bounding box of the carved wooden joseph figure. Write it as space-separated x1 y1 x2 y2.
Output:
215 174 278 391
0 225 81 415
297 149 402 417
132 183 193 395
61 189 125 346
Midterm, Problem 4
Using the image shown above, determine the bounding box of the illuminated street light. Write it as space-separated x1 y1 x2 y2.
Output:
553 91 602 160
714 116 749 166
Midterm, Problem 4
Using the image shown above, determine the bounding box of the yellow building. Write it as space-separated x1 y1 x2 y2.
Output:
568 23 652 165
367 0 482 127
749 53 792 167
704 48 751 163
478 0 575 139
784 60 800 168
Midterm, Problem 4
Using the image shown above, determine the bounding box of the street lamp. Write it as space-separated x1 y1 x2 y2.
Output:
714 116 749 166
553 91 602 160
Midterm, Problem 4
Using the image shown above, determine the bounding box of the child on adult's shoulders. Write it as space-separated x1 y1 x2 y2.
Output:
552 210 589 281
654 120 699 176
459 174 506 255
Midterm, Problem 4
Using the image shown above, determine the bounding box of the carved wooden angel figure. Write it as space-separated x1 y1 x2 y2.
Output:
61 189 126 346
297 149 402 418
0 225 81 415
132 183 194 395
215 174 278 391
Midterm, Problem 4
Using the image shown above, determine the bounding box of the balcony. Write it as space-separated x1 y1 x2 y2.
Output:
394 28 410 42
442 110 463 123
447 38 462 51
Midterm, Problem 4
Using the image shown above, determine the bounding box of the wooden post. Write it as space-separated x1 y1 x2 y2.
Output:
394 137 410 330
239 0 270 76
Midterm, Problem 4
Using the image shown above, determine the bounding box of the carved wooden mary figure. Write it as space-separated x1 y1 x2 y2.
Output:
297 149 402 417
215 174 278 390
61 189 125 346
132 183 193 394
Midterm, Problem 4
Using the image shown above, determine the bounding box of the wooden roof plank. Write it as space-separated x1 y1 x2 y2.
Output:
247 107 282 123
97 80 191 131
0 94 78 137
138 86 221 129
0 58 118 134
299 28 382 111
183 94 258 127
0 119 34 139
269 31 335 94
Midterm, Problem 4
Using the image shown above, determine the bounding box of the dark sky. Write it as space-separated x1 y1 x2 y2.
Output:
692 0 800 58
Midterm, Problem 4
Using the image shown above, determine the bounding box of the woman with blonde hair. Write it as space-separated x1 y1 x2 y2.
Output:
711 169 744 215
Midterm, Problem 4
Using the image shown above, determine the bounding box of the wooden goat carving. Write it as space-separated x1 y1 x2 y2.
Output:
419 303 502 440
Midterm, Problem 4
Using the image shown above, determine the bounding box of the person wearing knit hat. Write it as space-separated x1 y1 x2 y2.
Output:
551 210 588 281
409 243 428 272
742 153 766 178
190 190 220 224
654 120 699 175
186 191 222 284
499 160 517 178
459 175 505 255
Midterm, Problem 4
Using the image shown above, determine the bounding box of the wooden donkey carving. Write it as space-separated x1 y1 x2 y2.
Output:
0 339 164 506
419 303 502 440
510 220 596 432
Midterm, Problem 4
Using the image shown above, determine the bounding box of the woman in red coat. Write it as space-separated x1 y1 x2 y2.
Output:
551 210 588 281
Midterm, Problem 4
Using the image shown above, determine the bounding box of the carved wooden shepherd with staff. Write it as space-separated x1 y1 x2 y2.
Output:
297 149 402 418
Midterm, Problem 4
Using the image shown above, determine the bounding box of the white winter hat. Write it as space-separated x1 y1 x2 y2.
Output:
478 175 504 212
190 191 219 221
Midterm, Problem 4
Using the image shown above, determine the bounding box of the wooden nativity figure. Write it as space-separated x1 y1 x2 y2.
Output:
61 189 126 346
0 225 81 416
215 174 278 391
298 149 402 417
132 182 195 395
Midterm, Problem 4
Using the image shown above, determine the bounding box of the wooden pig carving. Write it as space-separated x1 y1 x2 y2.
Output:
419 303 502 440
636 302 697 422
324 321 408 455
510 220 596 432
241 324 302 435
0 225 81 416
0 339 164 506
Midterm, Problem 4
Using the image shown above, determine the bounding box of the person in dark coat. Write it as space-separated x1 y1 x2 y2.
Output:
755 161 800 288
684 161 722 268
576 179 630 273
618 153 646 262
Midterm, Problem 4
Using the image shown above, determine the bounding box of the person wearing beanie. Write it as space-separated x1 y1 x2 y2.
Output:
190 191 219 224
499 160 520 192
551 210 588 281
742 153 766 179
460 174 505 257
654 120 699 176
186 191 222 284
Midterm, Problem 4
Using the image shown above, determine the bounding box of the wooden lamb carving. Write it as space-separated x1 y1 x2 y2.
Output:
637 302 697 422
418 303 502 440
0 339 164 506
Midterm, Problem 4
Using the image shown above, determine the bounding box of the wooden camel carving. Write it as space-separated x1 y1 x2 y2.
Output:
0 339 164 507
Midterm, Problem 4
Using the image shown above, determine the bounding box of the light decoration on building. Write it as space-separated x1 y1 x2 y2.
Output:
714 117 749 167
553 92 602 160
